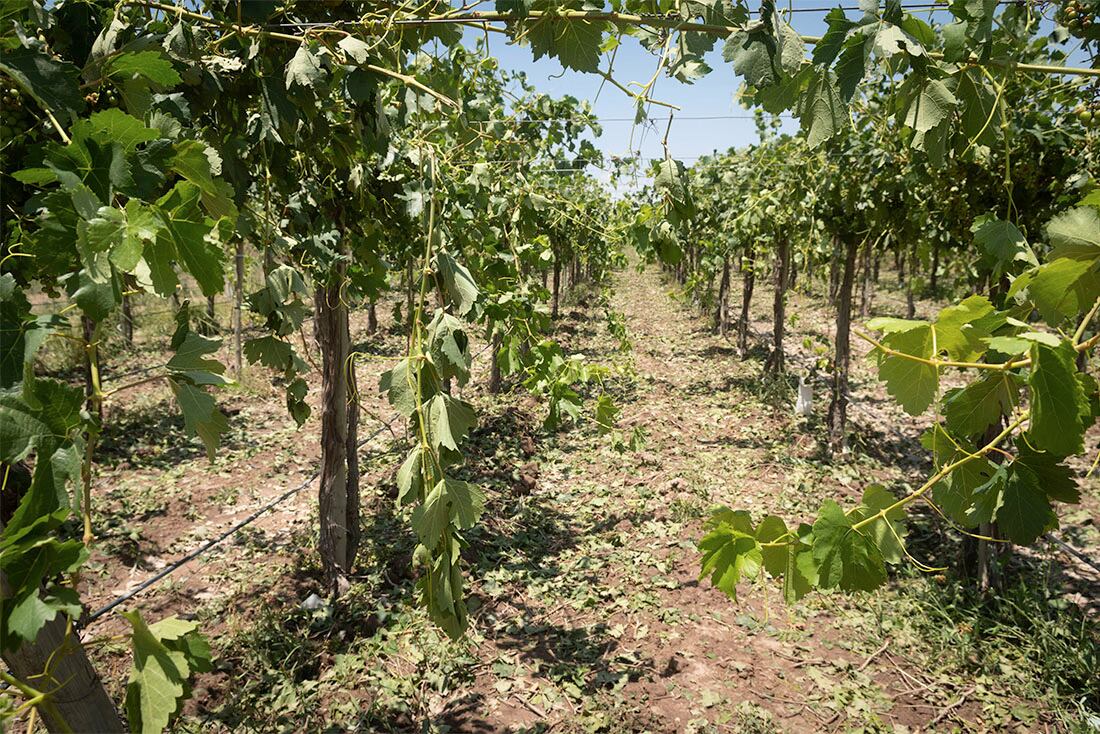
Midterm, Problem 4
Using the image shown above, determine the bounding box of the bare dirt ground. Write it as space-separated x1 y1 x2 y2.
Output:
70 262 1099 733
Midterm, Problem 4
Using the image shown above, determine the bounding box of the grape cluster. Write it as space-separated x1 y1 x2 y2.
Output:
0 82 32 144
1073 80 1100 128
1059 0 1099 37
1075 100 1100 127
83 85 121 111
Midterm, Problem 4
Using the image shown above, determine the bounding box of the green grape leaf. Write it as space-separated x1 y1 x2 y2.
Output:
972 215 1036 278
379 358 440 418
7 588 70 644
984 335 1030 357
1027 341 1086 456
141 238 180 297
412 477 485 547
82 108 160 151
943 373 1017 439
1 276 62 389
427 393 477 452
1027 257 1095 325
1 532 86 649
698 510 762 601
167 332 230 386
154 182 223 297
0 45 83 119
873 24 924 59
286 377 310 426
167 379 228 459
932 456 1001 528
243 336 292 370
595 393 619 434
869 320 938 415
105 50 181 87
834 32 872 102
996 466 1057 545
527 17 605 73
336 36 372 65
5 443 81 536
1046 207 1100 260
811 500 886 591
123 611 202 734
754 514 789 579
426 311 472 385
68 268 119 322
1014 442 1080 504
653 159 696 218
76 205 149 277
849 484 906 565
812 8 858 66
724 27 783 88
934 294 998 362
285 42 327 88
396 447 424 507
904 78 957 133
168 140 237 220
433 252 479 316
0 381 83 464
956 68 1001 147
799 68 845 149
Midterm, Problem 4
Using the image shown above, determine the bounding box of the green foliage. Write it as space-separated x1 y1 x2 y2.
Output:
1027 340 1088 456
866 319 938 415
3 0 1098 727
123 612 213 734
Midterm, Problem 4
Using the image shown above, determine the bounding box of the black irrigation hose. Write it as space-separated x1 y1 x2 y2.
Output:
1043 532 1100 575
83 421 396 625
83 334 499 624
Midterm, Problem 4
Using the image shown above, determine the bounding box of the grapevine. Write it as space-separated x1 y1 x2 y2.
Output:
1 0 1099 731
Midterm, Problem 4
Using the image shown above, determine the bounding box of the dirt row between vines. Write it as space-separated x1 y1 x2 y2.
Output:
75 262 1099 733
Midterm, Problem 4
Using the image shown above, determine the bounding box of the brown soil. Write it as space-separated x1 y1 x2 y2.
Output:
64 263 1099 733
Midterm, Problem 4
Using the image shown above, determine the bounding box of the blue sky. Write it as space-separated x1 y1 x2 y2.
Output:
474 7 909 164
463 4 1082 187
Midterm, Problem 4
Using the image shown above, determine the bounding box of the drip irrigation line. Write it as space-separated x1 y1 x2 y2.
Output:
1043 532 1100 575
82 330 487 624
83 420 397 625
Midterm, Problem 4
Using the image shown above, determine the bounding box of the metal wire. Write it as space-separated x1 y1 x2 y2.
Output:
262 0 1027 29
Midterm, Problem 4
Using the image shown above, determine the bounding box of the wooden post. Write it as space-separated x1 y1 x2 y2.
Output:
765 238 789 375
828 235 859 453
489 330 502 394
0 601 124 733
315 260 357 592
714 255 730 335
737 245 755 358
234 239 244 379
552 246 561 320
